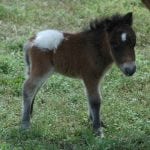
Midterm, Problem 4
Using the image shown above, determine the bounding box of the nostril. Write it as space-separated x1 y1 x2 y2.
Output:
125 65 136 76
121 62 136 76
125 68 131 75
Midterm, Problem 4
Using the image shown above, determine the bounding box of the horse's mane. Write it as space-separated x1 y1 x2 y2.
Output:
85 13 132 32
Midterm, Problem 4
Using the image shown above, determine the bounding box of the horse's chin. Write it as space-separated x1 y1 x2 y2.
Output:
122 70 135 76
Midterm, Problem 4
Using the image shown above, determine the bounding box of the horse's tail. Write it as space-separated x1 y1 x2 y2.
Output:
23 41 32 77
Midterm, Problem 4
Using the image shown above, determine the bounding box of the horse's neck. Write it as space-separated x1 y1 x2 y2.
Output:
91 30 113 66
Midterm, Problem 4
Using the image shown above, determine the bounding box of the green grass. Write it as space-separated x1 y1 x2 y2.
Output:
0 0 150 149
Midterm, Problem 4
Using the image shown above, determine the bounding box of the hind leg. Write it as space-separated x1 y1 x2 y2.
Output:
21 70 53 129
21 77 39 129
21 50 54 129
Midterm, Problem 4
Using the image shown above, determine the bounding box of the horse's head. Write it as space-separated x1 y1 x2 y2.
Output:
108 12 136 76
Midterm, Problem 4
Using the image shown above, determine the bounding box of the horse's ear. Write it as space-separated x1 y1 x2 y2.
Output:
123 12 133 26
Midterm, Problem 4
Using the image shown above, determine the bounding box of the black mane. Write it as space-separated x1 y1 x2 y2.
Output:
85 13 133 32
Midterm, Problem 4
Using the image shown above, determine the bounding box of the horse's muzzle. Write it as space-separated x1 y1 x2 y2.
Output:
120 62 136 76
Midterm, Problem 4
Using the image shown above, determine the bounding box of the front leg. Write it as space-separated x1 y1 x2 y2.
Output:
84 78 104 137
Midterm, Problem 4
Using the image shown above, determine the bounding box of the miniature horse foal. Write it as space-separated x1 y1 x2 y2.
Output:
21 12 136 137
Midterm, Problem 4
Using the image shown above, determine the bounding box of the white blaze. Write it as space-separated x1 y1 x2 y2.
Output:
121 33 127 42
33 29 64 51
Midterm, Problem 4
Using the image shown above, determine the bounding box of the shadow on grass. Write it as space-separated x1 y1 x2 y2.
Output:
1 125 149 150
1 125 94 150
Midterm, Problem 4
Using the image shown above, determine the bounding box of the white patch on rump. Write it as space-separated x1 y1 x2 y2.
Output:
33 29 64 51
121 33 127 42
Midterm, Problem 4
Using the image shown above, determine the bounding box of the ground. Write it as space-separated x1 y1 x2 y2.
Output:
0 0 150 149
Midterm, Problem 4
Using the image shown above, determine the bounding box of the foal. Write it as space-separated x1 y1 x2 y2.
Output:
21 12 136 137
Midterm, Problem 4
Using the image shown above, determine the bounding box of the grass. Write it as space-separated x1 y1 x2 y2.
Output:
0 0 150 149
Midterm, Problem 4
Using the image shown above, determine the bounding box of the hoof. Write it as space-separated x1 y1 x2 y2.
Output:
21 121 30 130
94 128 104 138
